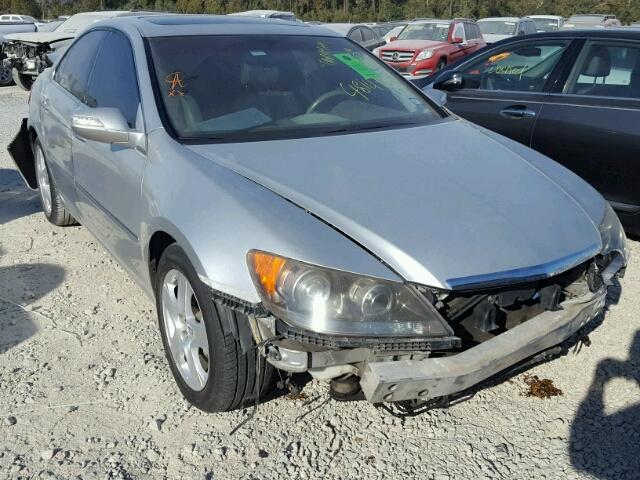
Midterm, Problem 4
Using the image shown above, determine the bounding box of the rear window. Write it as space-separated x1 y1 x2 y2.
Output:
148 35 442 142
479 20 517 36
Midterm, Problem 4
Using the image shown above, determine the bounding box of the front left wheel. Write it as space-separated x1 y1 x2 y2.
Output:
155 244 273 412
34 140 77 226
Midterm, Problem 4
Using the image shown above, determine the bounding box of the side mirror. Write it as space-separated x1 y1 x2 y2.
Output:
452 36 464 44
433 71 464 92
71 107 144 150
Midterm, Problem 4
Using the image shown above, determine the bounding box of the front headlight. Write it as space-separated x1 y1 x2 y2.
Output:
247 251 453 337
599 202 628 262
415 49 434 61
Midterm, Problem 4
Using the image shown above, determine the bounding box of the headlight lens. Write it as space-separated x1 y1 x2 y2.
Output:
247 251 453 337
415 49 434 61
599 202 628 262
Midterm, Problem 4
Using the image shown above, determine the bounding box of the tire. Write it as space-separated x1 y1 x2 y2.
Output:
155 244 273 412
12 68 34 91
436 59 447 71
0 66 14 87
34 140 76 226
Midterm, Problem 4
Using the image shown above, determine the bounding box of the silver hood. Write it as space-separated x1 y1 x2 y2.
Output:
188 119 604 290
4 31 75 44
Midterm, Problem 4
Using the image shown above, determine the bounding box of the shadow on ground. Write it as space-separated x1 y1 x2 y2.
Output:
569 328 640 479
0 263 65 353
0 168 40 225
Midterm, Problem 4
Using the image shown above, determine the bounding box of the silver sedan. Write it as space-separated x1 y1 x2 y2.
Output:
9 14 628 412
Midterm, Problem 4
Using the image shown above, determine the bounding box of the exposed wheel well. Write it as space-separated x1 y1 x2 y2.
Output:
148 231 176 286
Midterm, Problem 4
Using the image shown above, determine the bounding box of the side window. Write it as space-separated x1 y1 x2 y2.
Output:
564 42 640 99
452 23 465 41
54 30 106 101
361 27 374 42
85 30 141 128
461 41 569 92
348 28 363 43
464 23 474 40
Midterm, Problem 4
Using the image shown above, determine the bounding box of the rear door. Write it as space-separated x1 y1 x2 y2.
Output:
40 29 107 213
532 39 640 216
444 38 574 146
72 29 146 268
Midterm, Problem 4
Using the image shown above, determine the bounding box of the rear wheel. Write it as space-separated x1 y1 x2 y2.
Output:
34 140 76 226
155 244 273 412
0 67 14 87
12 68 34 91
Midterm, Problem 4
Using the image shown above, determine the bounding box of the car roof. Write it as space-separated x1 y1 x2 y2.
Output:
322 23 371 34
528 15 563 19
479 17 522 22
103 14 339 37
228 10 294 17
484 28 640 45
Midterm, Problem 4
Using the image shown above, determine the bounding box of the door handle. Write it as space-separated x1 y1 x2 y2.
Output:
500 106 536 119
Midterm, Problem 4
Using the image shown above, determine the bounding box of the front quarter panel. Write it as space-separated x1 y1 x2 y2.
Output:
140 131 401 303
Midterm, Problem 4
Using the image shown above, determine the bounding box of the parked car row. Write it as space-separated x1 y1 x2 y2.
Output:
418 28 640 235
7 14 629 414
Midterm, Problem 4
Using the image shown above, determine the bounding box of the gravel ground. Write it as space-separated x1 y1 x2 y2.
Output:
1 84 639 480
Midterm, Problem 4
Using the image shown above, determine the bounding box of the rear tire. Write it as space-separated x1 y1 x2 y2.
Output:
0 67 14 87
12 68 34 91
34 140 76 226
155 244 274 412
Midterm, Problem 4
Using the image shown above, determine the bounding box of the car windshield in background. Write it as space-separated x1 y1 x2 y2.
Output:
56 14 107 33
396 22 450 41
568 15 604 23
533 18 559 31
479 21 517 35
148 35 441 142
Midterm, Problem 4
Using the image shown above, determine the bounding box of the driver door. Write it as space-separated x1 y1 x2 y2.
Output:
444 39 573 146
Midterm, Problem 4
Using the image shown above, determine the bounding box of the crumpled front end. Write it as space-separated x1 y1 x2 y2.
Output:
2 40 53 77
248 244 625 404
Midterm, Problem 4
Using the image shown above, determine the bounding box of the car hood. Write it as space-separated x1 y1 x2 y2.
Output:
481 33 512 43
4 31 75 44
381 39 447 51
187 119 603 290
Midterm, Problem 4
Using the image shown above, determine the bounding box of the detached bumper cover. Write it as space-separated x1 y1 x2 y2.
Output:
360 287 608 403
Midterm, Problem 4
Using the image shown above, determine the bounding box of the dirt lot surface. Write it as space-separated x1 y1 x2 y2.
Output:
1 85 639 479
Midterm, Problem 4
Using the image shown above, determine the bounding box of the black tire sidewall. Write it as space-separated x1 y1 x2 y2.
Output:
154 244 237 412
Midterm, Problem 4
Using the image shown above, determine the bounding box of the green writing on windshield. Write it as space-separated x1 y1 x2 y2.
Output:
333 53 378 79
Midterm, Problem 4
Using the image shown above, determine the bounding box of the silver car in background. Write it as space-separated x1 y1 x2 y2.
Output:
9 15 627 413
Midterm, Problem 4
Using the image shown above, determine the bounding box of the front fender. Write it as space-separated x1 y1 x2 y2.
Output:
140 131 401 304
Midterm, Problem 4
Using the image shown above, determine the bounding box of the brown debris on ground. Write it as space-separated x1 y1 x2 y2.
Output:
522 374 563 399
285 391 309 401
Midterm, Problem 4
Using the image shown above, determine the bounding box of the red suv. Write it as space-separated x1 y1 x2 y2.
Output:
376 19 486 78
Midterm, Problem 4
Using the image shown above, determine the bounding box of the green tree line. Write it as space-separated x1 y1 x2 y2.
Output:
3 0 640 24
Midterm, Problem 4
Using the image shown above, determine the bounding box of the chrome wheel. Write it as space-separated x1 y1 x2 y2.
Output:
161 269 209 391
35 144 52 216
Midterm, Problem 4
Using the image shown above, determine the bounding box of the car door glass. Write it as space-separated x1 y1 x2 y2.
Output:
85 30 141 128
54 30 106 102
464 23 475 40
349 28 363 43
453 23 465 42
361 27 374 42
564 42 640 99
461 41 569 92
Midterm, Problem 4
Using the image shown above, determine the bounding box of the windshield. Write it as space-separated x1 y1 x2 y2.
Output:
568 15 604 24
57 14 109 33
396 22 450 41
479 20 517 35
532 18 559 31
148 35 441 142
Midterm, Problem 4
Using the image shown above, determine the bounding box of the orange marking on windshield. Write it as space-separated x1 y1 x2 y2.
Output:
165 71 186 97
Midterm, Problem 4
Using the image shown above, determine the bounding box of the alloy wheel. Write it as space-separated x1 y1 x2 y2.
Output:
0 67 12 84
35 144 52 216
161 269 210 391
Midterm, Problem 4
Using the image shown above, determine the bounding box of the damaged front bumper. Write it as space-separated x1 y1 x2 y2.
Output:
359 285 606 403
260 253 624 404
